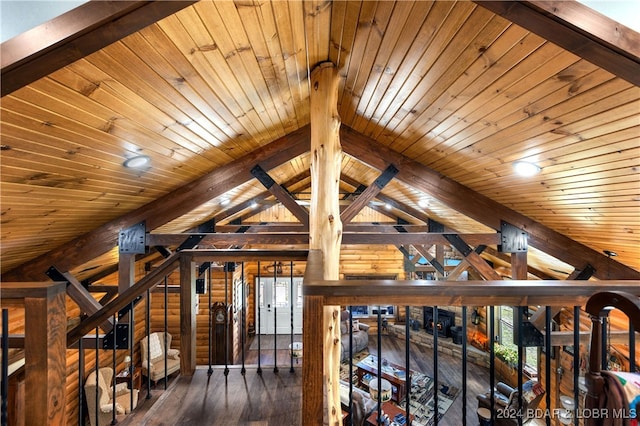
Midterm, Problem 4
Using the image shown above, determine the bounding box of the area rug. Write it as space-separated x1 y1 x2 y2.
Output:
249 334 302 351
340 353 459 426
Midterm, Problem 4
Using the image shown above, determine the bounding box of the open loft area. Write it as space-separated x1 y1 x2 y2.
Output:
1 1 639 425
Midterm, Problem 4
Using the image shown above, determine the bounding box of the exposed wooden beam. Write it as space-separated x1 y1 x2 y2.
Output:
483 247 555 280
475 1 640 86
340 126 640 280
1 1 197 96
3 126 310 282
250 165 309 226
147 232 500 247
340 165 399 223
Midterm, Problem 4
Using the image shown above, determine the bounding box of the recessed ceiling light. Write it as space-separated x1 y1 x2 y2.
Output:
385 203 392 210
513 161 540 177
603 250 617 257
250 201 258 209
220 198 230 206
418 199 429 208
123 155 151 169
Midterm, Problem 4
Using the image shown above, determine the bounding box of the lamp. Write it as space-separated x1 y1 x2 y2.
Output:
471 308 481 325
124 355 131 371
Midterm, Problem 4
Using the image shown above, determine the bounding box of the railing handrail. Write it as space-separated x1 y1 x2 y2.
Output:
304 279 640 307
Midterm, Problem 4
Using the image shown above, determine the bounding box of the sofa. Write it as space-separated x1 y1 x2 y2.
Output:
340 380 377 426
340 310 370 362
476 380 545 425
84 367 139 426
140 332 181 386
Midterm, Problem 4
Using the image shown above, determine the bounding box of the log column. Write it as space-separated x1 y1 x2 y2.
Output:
306 61 343 426
180 254 197 375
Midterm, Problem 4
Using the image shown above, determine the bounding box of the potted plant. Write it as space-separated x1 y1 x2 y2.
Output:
494 343 518 368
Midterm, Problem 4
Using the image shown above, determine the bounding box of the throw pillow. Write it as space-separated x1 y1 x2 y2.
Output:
352 320 360 332
167 348 180 359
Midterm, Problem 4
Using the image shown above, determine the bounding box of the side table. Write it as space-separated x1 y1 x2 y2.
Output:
115 367 142 390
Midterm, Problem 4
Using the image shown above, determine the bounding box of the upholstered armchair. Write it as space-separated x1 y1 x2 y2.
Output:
477 380 545 425
84 367 138 426
140 332 181 386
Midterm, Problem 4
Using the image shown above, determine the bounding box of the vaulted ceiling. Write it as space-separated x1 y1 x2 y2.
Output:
1 1 639 283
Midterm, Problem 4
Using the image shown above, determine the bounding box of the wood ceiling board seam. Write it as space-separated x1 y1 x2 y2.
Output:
336 0 380 125
433 74 632 171
353 0 433 132
339 1 396 127
420 52 591 162
396 28 544 155
126 24 244 156
274 0 310 126
366 1 476 142
237 1 301 132
155 12 259 149
171 7 265 145
382 9 505 148
80 45 238 166
356 0 437 137
214 1 289 137
55 60 238 171
195 1 282 142
0 115 208 185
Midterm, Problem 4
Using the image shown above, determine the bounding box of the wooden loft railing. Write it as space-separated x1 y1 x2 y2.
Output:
301 250 640 426
0 281 67 425
2 249 309 425
3 249 639 425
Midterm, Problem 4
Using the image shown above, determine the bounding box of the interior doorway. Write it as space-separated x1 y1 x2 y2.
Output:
255 276 303 334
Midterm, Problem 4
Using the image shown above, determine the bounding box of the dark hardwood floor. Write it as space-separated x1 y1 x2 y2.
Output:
118 333 534 425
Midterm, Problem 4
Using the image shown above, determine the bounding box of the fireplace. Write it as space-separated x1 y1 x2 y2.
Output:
423 307 455 338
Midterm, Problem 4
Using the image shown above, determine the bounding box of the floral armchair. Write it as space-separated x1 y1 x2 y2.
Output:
140 331 181 386
84 367 138 426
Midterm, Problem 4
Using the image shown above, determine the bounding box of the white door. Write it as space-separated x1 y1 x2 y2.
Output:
256 276 303 334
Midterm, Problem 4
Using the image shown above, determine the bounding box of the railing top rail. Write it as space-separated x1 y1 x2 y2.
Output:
0 281 66 305
303 279 640 307
182 249 309 262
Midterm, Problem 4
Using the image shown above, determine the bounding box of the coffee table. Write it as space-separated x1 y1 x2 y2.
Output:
365 401 414 426
355 355 408 403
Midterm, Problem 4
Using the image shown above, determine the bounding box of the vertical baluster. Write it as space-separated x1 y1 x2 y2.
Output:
376 306 382 425
545 306 551 426
2 309 9 426
241 262 246 375
405 305 411 422
289 261 294 373
433 306 439 425
462 306 467 426
348 307 353 426
129 300 134 412
273 261 278 374
630 317 636 373
573 306 580 426
257 262 262 375
517 306 524 426
111 313 117 425
146 289 151 397
95 326 100 426
208 265 213 377
489 306 495 425
224 263 229 376
78 334 84 426
164 275 168 390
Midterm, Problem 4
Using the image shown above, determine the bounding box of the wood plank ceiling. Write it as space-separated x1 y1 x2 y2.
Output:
1 1 638 282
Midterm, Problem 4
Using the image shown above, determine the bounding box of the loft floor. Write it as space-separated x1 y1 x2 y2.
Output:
118 334 547 425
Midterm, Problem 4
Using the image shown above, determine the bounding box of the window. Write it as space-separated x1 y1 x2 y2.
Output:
497 306 538 370
345 275 397 318
350 305 395 318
